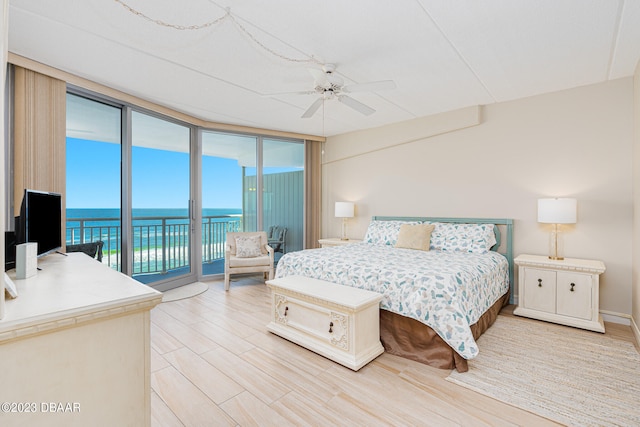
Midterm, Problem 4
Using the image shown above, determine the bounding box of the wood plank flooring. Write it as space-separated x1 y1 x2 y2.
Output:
150 275 636 426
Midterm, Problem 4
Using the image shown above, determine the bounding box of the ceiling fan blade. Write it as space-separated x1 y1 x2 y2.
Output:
343 80 396 93
301 98 323 118
338 95 375 116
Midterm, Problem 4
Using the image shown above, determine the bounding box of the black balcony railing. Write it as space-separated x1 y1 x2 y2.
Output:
66 215 242 275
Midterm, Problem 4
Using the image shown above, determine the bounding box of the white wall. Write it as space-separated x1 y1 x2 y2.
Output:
323 78 634 318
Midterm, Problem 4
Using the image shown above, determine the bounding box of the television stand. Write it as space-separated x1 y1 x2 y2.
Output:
0 253 162 425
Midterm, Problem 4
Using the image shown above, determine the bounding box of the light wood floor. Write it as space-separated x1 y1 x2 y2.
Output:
150 275 636 427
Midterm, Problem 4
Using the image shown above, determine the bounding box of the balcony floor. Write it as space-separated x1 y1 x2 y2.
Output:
134 252 285 285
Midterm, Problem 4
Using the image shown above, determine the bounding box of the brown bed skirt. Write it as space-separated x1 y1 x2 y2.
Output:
379 292 509 372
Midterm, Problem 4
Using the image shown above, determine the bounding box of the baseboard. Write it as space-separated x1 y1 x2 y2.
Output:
600 309 631 326
508 304 630 326
631 316 640 348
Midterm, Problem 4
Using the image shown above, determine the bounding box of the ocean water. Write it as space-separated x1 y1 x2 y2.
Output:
67 207 241 220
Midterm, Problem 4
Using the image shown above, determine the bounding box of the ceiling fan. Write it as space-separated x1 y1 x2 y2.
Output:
274 64 396 118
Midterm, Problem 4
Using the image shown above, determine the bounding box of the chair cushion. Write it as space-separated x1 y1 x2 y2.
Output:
229 254 272 268
235 235 262 258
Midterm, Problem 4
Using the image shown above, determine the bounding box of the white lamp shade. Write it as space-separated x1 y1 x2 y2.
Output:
537 198 577 224
335 201 355 218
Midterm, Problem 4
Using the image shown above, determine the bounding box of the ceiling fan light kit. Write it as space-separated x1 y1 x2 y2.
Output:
297 63 396 118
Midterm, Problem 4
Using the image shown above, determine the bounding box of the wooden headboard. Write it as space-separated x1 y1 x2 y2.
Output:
371 216 514 304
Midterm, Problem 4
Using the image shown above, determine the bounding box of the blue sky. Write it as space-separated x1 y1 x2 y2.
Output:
66 138 243 209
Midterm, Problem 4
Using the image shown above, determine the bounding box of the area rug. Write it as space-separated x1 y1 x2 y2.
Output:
446 315 640 427
162 282 209 302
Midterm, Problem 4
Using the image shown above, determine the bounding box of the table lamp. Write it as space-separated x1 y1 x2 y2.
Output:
537 198 577 260
335 202 355 240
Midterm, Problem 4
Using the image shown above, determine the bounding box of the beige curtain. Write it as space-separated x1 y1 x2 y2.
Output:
12 65 66 238
304 139 323 248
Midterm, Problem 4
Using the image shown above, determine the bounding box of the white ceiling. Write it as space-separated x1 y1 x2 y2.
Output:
8 0 640 137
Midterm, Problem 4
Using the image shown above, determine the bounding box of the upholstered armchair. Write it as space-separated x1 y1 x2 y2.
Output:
224 231 274 291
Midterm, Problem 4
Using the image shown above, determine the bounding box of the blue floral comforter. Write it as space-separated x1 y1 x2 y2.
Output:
275 243 510 359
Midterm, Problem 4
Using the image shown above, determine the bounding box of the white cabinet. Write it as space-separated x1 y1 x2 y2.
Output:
266 275 383 371
514 254 606 332
0 253 162 426
318 238 363 248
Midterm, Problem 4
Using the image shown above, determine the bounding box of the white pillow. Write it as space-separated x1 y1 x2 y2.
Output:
364 220 422 246
235 235 263 258
430 223 496 253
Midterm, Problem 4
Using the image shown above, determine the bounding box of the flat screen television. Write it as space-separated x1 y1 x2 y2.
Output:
15 189 63 257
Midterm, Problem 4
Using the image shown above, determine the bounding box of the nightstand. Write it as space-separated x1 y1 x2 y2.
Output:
318 238 363 248
513 254 606 332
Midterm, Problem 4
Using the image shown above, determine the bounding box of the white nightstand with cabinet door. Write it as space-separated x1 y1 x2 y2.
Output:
513 254 606 332
318 238 363 248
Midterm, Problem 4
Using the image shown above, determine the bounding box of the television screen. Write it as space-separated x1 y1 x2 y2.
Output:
17 189 63 257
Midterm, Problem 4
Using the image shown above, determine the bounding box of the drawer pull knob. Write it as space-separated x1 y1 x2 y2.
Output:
329 322 333 333
538 278 542 287
284 306 288 316
570 283 575 292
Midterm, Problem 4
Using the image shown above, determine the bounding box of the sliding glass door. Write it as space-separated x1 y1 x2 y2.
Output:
67 95 196 289
131 111 195 288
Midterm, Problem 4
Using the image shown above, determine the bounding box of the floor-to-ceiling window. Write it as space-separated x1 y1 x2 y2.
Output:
201 131 257 275
65 93 123 270
67 91 305 286
200 132 304 276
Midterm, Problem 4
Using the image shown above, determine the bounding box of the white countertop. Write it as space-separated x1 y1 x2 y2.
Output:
1 253 162 341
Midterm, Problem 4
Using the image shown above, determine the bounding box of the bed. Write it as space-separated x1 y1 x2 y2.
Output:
274 216 514 372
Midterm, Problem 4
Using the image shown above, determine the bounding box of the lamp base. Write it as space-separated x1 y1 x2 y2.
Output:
340 218 349 241
548 225 565 261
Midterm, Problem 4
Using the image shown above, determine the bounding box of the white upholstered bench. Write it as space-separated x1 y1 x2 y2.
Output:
266 275 384 371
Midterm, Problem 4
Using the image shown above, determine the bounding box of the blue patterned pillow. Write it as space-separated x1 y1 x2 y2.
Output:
430 223 496 253
364 220 422 246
